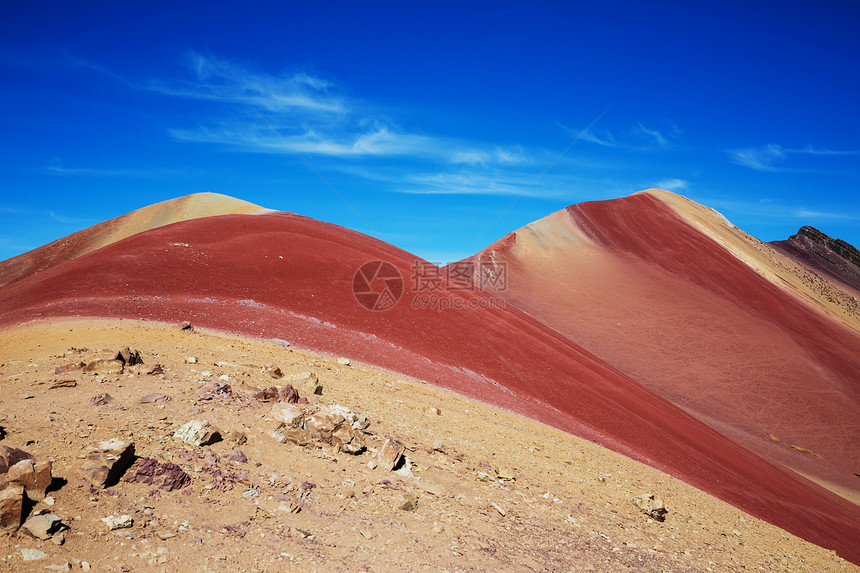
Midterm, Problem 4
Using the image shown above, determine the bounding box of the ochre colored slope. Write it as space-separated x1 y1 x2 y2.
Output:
466 192 860 508
0 192 271 289
1 211 859 564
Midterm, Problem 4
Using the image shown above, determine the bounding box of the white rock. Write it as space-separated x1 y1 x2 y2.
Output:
19 548 47 561
271 403 304 427
101 514 133 530
173 420 221 446
336 357 351 366
184 357 198 364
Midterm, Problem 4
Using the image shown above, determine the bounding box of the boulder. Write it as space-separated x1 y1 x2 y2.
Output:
377 439 405 472
278 384 300 404
174 420 221 446
252 387 279 402
124 458 190 491
0 485 24 531
633 493 668 522
197 382 233 401
54 362 85 375
271 403 304 427
22 513 63 539
114 347 143 366
0 445 33 474
83 359 124 374
285 371 322 396
80 439 135 488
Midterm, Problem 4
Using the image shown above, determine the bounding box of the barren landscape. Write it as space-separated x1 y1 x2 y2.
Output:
0 319 855 572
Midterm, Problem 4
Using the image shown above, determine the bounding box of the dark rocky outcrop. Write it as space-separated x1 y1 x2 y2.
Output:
771 226 860 293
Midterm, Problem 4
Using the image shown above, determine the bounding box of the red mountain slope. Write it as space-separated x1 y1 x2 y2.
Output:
1 210 859 563
464 192 860 509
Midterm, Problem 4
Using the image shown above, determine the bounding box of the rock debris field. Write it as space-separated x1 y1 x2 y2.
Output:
0 319 854 572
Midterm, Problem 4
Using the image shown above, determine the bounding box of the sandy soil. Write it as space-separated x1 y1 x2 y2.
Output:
0 319 855 572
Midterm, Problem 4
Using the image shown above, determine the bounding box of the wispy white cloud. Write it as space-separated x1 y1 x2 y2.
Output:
654 178 688 191
48 211 97 225
560 119 680 150
728 144 860 172
795 208 860 221
635 123 669 148
44 165 177 178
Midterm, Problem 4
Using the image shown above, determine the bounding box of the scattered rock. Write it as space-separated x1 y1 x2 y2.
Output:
22 513 63 539
0 445 33 475
0 485 24 531
180 321 194 331
304 405 366 454
229 431 248 446
278 384 300 404
398 494 418 511
124 457 191 491
88 393 113 406
101 514 133 530
114 347 143 367
277 500 301 514
271 403 304 427
252 387 279 402
432 439 446 453
633 494 668 522
174 420 222 446
139 393 171 405
272 338 290 348
495 467 516 481
184 356 198 364
377 439 405 472
49 379 76 389
51 532 65 545
197 382 233 401
226 451 247 463
491 502 507 516
19 548 47 561
44 563 71 572
262 365 283 378
54 362 85 375
427 407 441 416
146 364 165 376
337 357 351 366
80 438 135 488
83 359 124 374
285 371 322 396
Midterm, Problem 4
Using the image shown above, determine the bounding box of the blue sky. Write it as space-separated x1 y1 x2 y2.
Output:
1 1 859 263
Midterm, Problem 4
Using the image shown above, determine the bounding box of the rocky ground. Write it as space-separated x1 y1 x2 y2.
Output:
0 319 855 572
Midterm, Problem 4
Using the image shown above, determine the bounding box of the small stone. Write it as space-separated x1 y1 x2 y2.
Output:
51 532 65 545
336 357 351 366
277 501 301 514
273 338 290 348
495 467 515 481
43 495 55 506
156 531 176 540
184 357 198 364
101 514 133 530
44 563 71 572
139 393 171 404
173 420 221 446
398 494 418 511
432 439 446 453
81 561 92 571
427 407 441 416
87 393 113 406
491 502 506 516
367 460 378 470
49 379 77 389
19 548 47 561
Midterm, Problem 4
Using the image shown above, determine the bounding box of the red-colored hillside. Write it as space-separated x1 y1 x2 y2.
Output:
1 210 859 563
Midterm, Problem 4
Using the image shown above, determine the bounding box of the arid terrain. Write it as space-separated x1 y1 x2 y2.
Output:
0 319 855 572
1 190 859 570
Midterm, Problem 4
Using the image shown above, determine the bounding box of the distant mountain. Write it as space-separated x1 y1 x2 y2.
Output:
771 225 860 294
0 192 271 289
